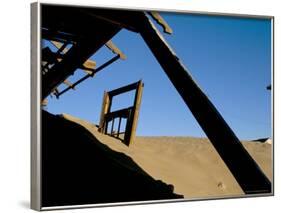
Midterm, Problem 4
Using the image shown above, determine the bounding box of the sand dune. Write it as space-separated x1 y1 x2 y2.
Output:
42 111 182 207
62 113 272 199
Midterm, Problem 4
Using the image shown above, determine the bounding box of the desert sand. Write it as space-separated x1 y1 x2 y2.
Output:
61 113 272 199
42 111 182 206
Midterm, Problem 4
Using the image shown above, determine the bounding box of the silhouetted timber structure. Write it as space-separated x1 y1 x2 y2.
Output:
98 80 144 146
41 4 271 195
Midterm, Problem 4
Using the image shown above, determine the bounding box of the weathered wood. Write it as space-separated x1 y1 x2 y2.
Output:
98 91 110 134
105 40 126 60
41 5 121 99
55 55 120 98
62 79 75 90
99 80 143 146
82 8 140 33
51 40 97 74
108 81 140 97
149 12 173 34
124 81 144 145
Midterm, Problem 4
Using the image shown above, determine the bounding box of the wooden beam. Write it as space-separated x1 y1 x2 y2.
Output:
50 40 97 75
108 81 139 97
105 40 126 60
42 27 121 99
55 55 120 98
63 79 75 90
149 12 173 34
81 8 140 33
137 14 271 194
105 107 132 121
42 28 77 44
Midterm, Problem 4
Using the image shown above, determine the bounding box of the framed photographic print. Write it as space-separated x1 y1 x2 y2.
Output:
31 1 273 211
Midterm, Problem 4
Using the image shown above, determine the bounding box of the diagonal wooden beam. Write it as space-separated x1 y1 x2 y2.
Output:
55 55 120 98
136 13 271 194
63 79 75 90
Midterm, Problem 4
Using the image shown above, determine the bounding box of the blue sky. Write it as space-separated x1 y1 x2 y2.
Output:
44 13 272 140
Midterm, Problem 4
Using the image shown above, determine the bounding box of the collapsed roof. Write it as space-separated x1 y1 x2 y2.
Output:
41 4 271 194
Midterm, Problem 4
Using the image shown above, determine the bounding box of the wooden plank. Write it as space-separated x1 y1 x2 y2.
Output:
108 81 139 97
149 12 173 34
55 55 120 98
105 40 126 60
63 79 75 90
98 91 110 133
124 80 144 146
105 107 132 121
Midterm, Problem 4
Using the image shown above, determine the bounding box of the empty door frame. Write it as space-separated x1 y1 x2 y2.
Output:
98 80 144 146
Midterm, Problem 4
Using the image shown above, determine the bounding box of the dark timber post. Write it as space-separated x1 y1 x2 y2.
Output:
124 80 144 145
138 16 271 194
